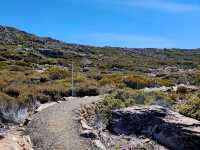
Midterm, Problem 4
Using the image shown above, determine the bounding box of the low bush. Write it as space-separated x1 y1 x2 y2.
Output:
157 79 173 87
0 79 7 90
9 65 29 71
0 92 28 124
177 94 200 120
194 75 200 85
98 90 175 124
99 73 125 88
45 66 70 80
177 86 188 94
4 87 20 98
75 86 99 97
123 75 153 89
15 61 32 67
0 92 16 103
36 82 70 101
0 61 9 69
36 94 51 104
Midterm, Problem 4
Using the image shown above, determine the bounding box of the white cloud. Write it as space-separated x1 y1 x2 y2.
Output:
118 0 200 13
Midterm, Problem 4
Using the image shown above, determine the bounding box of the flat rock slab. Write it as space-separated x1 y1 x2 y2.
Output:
0 127 33 150
108 105 200 150
26 96 102 150
35 102 58 112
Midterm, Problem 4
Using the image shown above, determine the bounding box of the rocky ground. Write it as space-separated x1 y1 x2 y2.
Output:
1 95 200 150
0 126 32 150
79 104 200 150
109 105 200 150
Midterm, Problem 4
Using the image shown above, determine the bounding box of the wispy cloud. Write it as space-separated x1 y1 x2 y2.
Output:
84 33 172 48
118 0 200 13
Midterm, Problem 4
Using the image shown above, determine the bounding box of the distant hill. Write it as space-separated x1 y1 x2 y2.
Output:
0 25 200 125
1 25 200 72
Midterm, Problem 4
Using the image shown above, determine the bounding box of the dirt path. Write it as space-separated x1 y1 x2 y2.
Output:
26 96 102 150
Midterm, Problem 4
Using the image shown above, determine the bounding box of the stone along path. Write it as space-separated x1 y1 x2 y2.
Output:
27 96 102 150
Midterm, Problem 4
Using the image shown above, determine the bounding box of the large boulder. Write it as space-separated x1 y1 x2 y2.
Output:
108 105 200 150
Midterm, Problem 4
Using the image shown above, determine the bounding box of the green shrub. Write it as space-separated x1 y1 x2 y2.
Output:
123 75 154 89
177 94 200 120
103 90 135 109
139 91 175 106
98 90 175 124
45 66 70 80
98 90 135 124
0 92 16 103
177 86 188 94
99 74 125 88
9 65 28 71
157 79 173 87
75 86 99 97
194 75 200 86
3 87 20 98
15 61 32 67
0 61 9 69
36 94 51 104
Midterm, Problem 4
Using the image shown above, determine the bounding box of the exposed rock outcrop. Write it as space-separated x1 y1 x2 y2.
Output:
108 105 200 150
79 102 168 150
0 127 33 150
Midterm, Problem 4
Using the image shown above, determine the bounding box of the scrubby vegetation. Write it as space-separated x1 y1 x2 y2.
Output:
98 89 175 124
177 94 200 120
45 66 70 80
1 25 200 123
98 89 200 124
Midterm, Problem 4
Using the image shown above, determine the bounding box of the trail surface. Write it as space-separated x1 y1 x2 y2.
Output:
27 96 102 150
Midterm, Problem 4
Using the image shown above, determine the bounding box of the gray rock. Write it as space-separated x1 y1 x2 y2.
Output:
35 102 57 112
80 130 97 139
108 105 200 150
81 58 93 67
80 120 93 130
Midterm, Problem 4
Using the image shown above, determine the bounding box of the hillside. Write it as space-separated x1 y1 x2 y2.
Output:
1 25 200 72
0 25 200 117
1 25 200 149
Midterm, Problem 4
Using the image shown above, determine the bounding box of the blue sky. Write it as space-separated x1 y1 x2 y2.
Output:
0 0 200 48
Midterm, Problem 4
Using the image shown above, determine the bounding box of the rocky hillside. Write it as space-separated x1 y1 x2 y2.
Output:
1 25 200 72
0 25 200 124
1 25 200 150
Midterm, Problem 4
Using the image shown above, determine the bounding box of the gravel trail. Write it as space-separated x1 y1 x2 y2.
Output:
27 96 102 150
